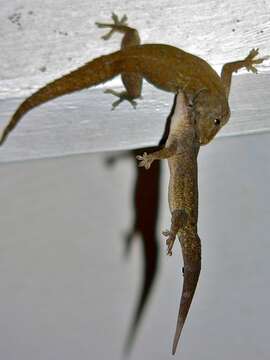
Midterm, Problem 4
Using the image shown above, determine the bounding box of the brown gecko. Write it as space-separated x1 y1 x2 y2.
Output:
0 13 267 145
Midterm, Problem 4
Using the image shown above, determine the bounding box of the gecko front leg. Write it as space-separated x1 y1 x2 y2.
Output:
136 144 177 169
221 48 269 97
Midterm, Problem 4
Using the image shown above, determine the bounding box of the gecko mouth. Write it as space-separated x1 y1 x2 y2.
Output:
199 135 211 145
199 128 219 145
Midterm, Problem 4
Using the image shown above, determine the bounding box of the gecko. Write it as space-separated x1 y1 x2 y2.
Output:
137 89 200 355
0 13 267 146
0 11 268 355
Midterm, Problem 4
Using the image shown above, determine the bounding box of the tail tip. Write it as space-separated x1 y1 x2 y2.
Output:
0 128 7 146
172 343 177 356
172 328 182 355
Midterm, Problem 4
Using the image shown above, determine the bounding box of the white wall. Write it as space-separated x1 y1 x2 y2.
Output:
0 132 269 360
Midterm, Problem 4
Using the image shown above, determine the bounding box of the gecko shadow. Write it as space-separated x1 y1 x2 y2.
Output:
105 96 177 354
106 147 161 353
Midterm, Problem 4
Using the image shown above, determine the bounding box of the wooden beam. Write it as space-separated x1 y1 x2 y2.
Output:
0 72 269 163
1 0 269 162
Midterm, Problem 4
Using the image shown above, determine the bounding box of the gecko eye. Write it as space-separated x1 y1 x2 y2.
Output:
214 118 221 126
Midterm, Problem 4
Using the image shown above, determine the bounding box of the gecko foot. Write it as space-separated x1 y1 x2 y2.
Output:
136 152 154 170
95 13 128 40
104 89 139 110
162 209 188 256
242 48 269 73
162 229 176 256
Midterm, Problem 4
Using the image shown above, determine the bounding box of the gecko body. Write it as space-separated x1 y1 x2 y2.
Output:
137 89 200 354
0 43 228 145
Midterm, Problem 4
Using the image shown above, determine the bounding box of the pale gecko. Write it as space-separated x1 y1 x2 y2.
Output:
137 89 200 355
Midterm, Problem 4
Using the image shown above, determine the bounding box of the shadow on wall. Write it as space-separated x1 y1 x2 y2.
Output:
106 147 161 354
104 95 177 354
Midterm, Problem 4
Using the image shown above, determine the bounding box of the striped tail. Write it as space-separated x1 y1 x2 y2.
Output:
0 51 123 145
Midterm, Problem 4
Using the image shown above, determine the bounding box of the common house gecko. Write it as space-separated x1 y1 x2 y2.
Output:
137 89 200 355
0 13 267 145
0 12 268 355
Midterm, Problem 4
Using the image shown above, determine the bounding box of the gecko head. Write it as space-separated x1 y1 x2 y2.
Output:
192 90 230 145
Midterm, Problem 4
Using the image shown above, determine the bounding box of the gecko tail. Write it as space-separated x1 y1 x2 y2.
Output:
0 51 124 145
172 234 201 355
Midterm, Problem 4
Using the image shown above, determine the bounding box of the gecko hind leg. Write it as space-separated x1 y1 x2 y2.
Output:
95 13 128 40
96 13 142 110
163 209 188 256
104 89 140 110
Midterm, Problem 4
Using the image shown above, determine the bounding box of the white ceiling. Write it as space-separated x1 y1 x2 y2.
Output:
0 0 269 162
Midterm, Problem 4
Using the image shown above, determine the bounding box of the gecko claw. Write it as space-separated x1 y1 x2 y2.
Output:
136 152 154 169
104 89 139 110
111 12 128 25
243 48 268 73
96 13 128 41
162 230 170 236
162 229 176 256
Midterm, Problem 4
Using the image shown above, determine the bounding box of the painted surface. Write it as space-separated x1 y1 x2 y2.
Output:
0 133 269 359
0 0 269 161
